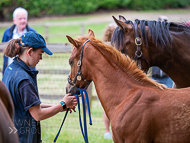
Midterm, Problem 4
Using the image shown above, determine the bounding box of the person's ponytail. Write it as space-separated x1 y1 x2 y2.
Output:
4 38 24 57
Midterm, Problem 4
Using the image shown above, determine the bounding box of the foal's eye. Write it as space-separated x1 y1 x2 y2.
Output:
69 60 73 65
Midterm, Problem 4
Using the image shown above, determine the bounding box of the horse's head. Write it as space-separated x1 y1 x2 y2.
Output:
111 16 150 73
66 29 95 95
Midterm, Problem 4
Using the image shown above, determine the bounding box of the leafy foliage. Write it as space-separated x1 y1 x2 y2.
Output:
127 0 190 10
0 0 12 9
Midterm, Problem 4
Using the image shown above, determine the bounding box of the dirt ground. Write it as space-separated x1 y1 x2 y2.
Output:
87 9 190 23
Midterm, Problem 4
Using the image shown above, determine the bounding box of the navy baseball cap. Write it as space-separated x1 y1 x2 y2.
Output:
20 31 53 55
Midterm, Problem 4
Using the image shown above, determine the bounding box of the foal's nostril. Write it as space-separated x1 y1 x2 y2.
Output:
66 87 68 94
66 82 79 96
65 82 70 94
68 86 79 96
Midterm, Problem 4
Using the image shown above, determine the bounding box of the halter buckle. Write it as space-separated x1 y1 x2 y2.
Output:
135 37 142 45
77 75 82 81
135 51 142 58
77 60 81 66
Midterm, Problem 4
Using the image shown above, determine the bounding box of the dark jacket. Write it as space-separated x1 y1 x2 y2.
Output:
2 57 41 143
2 24 36 74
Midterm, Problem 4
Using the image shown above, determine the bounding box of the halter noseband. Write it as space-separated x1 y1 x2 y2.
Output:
68 39 91 89
133 22 150 73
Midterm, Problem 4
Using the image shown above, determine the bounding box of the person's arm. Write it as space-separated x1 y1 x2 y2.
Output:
29 103 63 121
18 79 78 121
40 103 54 108
29 93 77 121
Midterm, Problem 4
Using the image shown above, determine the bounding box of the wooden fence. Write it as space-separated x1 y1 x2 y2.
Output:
0 19 112 42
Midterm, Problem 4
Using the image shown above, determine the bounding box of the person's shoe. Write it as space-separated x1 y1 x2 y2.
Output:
104 132 112 139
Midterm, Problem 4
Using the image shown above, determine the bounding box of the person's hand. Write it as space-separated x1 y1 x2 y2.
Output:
69 106 76 113
62 93 77 108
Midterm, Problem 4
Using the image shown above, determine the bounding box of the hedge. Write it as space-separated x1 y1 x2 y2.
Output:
0 0 190 20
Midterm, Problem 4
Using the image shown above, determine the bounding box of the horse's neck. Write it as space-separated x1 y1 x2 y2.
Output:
149 31 190 66
148 32 190 87
90 61 138 117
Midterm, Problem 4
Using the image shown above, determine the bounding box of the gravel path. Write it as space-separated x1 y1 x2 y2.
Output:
86 9 190 23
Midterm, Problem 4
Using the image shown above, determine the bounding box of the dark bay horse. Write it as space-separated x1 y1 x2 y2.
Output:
66 29 190 143
0 81 19 143
111 16 190 88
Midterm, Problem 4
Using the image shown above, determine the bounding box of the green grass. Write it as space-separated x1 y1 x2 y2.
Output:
0 21 109 43
39 16 89 23
28 22 109 43
41 99 114 143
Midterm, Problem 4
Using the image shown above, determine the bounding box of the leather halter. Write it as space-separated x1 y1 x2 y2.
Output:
133 22 150 73
68 39 91 89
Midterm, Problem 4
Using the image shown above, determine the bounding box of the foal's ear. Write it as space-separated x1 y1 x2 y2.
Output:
88 29 95 37
112 16 132 32
66 35 80 48
119 15 126 22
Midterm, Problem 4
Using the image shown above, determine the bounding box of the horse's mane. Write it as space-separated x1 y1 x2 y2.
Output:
77 36 166 90
111 19 190 50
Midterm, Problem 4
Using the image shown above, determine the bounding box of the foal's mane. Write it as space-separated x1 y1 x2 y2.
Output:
111 19 190 50
77 36 166 90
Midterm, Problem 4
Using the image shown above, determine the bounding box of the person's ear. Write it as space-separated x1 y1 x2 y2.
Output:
27 48 33 56
13 19 16 25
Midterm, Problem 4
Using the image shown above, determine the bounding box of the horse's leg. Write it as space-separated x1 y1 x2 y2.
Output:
0 81 14 119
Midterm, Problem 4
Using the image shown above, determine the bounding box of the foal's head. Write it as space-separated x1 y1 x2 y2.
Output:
66 29 95 93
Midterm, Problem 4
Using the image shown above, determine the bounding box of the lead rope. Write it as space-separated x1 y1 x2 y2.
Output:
53 109 69 143
54 88 92 143
75 89 92 143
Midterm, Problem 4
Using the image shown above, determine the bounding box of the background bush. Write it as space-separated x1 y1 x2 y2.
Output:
0 0 190 20
128 0 190 10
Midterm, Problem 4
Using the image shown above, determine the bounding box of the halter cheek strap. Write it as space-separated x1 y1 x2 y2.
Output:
68 39 91 89
133 22 150 73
